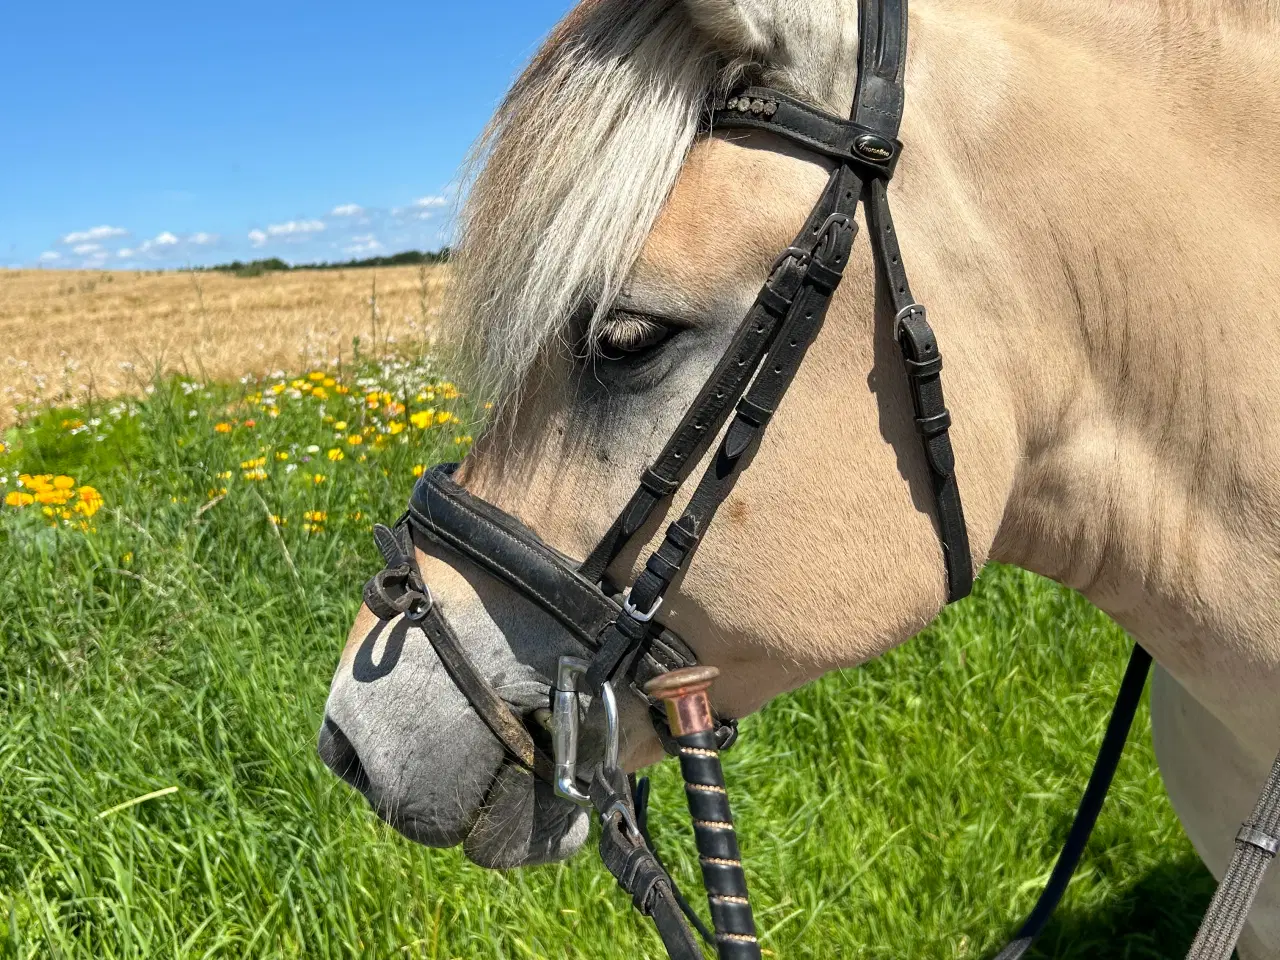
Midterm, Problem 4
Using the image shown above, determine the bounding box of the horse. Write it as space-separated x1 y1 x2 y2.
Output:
318 0 1280 954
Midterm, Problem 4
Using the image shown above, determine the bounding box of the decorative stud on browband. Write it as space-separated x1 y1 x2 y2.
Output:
724 96 778 118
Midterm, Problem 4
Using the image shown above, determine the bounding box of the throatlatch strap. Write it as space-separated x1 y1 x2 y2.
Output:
1185 746 1280 960
865 178 973 602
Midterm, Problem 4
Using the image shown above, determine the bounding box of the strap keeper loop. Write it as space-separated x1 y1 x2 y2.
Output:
1236 824 1280 857
734 397 774 428
638 467 680 498
903 354 942 378
915 410 952 438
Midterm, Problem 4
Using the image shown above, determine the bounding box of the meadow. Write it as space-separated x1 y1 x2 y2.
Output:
0 281 1217 958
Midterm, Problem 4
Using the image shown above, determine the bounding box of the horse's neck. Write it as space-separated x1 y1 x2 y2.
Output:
907 0 1280 737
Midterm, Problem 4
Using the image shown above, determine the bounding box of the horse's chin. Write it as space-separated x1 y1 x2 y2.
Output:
461 763 591 868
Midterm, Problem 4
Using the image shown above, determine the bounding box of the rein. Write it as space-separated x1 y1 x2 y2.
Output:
357 0 1280 956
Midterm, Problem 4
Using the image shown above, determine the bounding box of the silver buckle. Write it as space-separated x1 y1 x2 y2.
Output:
621 587 662 623
551 656 620 806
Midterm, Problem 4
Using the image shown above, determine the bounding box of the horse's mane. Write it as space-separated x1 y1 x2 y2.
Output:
445 0 741 410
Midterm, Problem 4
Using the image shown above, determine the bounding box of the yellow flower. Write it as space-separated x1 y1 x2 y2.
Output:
121 552 133 564
303 510 327 523
5 491 34 507
334 384 350 395
410 410 433 429
308 371 325 381
388 420 406 435
311 387 328 400
240 456 266 470
217 470 233 480
350 510 364 521
435 410 453 425
214 422 233 434
412 464 426 478
0 441 7 454
327 448 344 461
347 434 363 446
269 514 285 526
36 490 72 506
483 402 494 410
386 401 405 418
323 377 335 387
274 451 289 461
312 474 326 485
290 379 307 390
53 475 76 490
76 486 103 517
333 420 347 431
271 383 287 395
61 418 84 430
454 435 474 445
242 468 268 481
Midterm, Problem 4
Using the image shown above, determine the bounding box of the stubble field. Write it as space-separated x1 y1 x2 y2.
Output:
0 266 1216 959
0 266 446 422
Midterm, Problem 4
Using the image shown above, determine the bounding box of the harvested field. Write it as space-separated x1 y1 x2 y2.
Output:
0 265 446 421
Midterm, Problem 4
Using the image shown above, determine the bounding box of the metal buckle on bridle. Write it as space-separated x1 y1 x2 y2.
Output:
621 587 663 623
551 656 620 807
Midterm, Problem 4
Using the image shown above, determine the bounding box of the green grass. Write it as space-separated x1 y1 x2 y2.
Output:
0 357 1214 959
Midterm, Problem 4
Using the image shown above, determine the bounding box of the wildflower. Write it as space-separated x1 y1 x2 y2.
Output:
0 442 6 454
269 514 286 526
303 510 328 523
53 475 75 490
323 377 336 387
214 422 233 434
312 473 326 485
240 456 267 470
242 468 268 481
412 464 426 478
436 410 453 426
121 551 133 564
483 402 494 410
388 420 406 435
410 410 433 429
271 383 287 395
347 434 363 446
290 379 307 390
334 420 348 432
36 489 72 506
350 510 364 521
306 445 320 455
386 401 405 418
62 418 84 430
311 387 328 400
77 487 103 517
5 491 34 507
275 451 289 461
335 384 350 395
454 435 474 445
327 448 344 461
244 419 257 428
218 470 233 480
308 371 325 381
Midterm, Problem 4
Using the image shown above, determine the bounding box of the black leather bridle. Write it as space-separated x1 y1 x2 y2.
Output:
355 1 1280 957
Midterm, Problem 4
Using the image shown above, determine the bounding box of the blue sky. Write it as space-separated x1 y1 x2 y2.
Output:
1 0 574 270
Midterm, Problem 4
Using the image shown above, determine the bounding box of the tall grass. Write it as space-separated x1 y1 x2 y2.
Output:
0 359 1213 959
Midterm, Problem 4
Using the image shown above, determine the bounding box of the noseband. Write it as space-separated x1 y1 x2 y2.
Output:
356 1 1280 957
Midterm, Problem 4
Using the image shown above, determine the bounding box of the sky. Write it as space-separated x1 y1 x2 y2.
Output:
0 0 575 270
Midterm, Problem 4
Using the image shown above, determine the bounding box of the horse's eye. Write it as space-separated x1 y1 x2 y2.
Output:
595 312 672 360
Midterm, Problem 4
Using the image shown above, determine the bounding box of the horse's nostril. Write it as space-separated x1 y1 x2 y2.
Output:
318 716 371 794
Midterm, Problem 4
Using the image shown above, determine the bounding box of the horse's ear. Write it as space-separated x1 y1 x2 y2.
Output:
682 0 781 57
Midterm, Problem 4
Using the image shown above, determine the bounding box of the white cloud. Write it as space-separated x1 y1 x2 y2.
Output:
414 196 447 209
117 248 135 258
331 204 363 217
188 232 217 245
344 234 383 255
153 231 179 246
62 225 127 244
39 251 61 262
267 219 325 237
73 243 102 255
248 229 268 247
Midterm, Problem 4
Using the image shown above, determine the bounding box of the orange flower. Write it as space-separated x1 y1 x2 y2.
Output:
214 422 233 434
